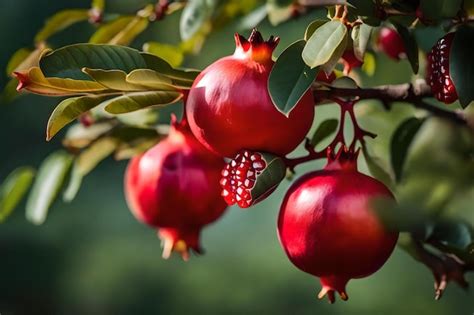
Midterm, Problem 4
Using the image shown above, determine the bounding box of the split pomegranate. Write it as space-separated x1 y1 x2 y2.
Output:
124 115 227 260
376 27 406 61
186 29 315 158
426 33 458 104
278 147 398 303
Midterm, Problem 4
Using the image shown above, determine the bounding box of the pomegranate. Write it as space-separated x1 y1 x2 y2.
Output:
124 115 227 260
426 33 458 104
376 27 406 61
278 147 398 303
316 71 336 84
341 49 363 75
186 29 315 158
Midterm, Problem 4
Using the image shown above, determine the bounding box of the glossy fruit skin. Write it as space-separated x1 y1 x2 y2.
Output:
124 117 227 260
277 151 398 302
186 30 315 158
426 33 458 104
377 27 406 60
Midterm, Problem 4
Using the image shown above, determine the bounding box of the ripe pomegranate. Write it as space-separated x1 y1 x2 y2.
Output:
426 33 458 104
186 29 315 158
316 71 336 84
341 49 363 75
124 115 227 260
376 27 406 61
278 147 398 303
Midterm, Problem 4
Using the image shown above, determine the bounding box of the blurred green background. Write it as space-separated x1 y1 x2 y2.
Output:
0 1 472 314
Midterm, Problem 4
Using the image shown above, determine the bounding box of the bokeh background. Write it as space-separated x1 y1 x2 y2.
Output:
0 0 473 314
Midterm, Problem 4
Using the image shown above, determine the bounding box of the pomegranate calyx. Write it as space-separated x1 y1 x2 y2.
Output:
234 28 280 63
158 227 203 261
325 146 359 171
221 150 286 209
13 71 30 91
318 276 350 304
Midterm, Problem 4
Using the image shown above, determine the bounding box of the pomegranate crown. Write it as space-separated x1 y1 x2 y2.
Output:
234 28 280 63
325 146 360 171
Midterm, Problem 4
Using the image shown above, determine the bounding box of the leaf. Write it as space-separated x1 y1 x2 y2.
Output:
6 44 49 76
46 95 108 141
180 0 212 41
361 51 376 76
393 23 419 74
267 2 293 26
0 167 35 223
35 9 90 43
83 68 150 91
390 117 425 182
125 69 178 90
362 145 394 190
311 118 338 147
302 20 348 68
268 40 318 116
89 16 149 46
14 67 108 96
104 91 183 114
143 42 185 68
63 122 115 150
141 53 200 87
237 5 267 31
420 0 463 20
6 48 32 76
320 31 348 74
304 19 328 41
25 151 73 225
64 137 118 202
450 26 474 108
430 222 473 251
351 23 372 61
40 44 148 80
92 0 105 10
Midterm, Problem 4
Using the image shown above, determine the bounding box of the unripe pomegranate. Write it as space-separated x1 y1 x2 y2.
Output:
186 29 315 158
376 27 406 61
278 148 398 303
341 49 363 75
124 115 227 260
426 33 458 104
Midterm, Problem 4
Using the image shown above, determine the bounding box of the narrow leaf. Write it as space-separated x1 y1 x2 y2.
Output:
126 69 178 90
0 167 35 222
450 26 474 108
143 42 185 68
64 137 118 202
83 68 150 91
104 91 183 114
90 16 149 46
302 20 348 68
393 23 419 74
47 95 108 141
269 40 318 116
40 44 148 80
26 151 73 225
35 9 90 43
141 53 200 87
311 119 338 147
390 117 425 182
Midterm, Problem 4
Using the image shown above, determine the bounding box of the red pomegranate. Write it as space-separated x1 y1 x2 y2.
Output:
341 49 363 75
376 27 406 61
316 71 336 84
186 29 315 158
426 33 458 104
278 147 398 303
124 115 227 260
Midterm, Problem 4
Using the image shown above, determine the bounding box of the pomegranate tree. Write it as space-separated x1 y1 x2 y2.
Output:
124 116 227 260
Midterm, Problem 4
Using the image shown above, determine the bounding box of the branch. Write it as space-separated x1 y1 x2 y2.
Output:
312 82 470 127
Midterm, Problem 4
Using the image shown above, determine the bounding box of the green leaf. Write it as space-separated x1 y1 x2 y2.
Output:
89 16 149 46
25 151 73 225
420 0 463 20
311 119 338 147
362 145 394 190
450 26 474 108
143 42 185 68
126 69 179 90
268 40 318 116
64 137 118 202
180 0 212 41
237 5 267 31
390 117 425 182
141 53 200 87
361 51 376 76
40 44 148 80
35 9 90 43
0 167 35 223
304 20 328 41
63 122 115 150
393 23 419 74
104 91 183 114
351 23 372 61
46 95 108 141
320 31 348 74
302 20 348 69
83 68 151 91
6 48 32 76
267 2 293 26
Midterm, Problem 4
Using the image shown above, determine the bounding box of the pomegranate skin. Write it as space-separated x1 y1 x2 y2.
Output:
341 49 363 75
186 30 315 158
277 150 398 302
124 116 227 260
377 27 406 61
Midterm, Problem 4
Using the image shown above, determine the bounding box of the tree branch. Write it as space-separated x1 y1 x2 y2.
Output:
312 82 470 127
